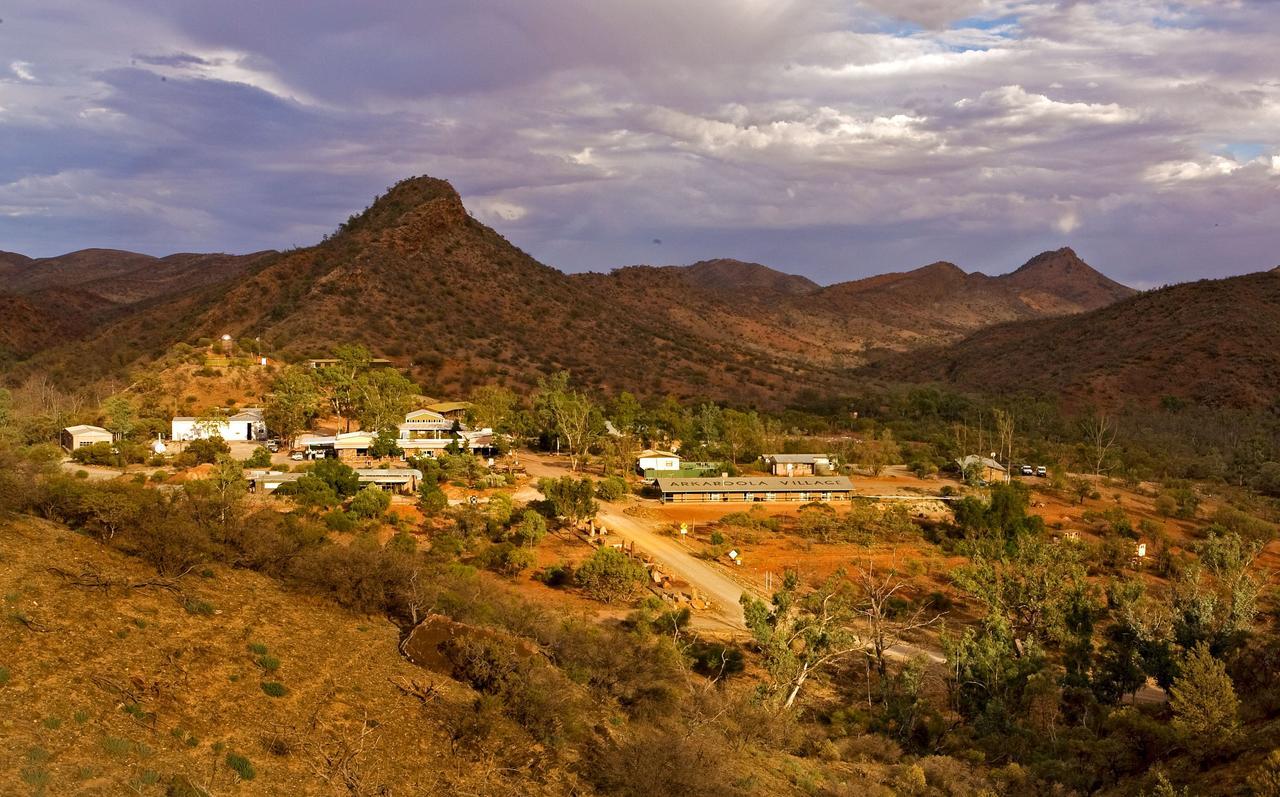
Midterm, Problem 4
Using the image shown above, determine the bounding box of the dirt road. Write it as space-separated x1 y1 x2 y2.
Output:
596 502 751 631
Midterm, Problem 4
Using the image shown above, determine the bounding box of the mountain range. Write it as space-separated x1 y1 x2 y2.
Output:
3 174 1271 409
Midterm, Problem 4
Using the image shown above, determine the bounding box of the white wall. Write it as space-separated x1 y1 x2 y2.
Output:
638 456 681 471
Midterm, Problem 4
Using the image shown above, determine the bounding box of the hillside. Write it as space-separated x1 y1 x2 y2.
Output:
4 176 1135 403
875 268 1280 408
664 258 819 297
0 249 271 305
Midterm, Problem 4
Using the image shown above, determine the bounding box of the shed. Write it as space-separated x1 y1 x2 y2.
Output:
61 424 113 452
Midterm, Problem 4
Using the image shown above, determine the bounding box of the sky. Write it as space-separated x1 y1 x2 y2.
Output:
1 1 1277 287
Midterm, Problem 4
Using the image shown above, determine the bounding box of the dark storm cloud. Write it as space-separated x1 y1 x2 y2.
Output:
0 0 1276 285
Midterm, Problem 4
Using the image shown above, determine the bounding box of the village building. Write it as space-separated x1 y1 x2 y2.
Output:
171 408 267 442
305 357 393 370
956 455 1007 483
636 449 681 474
248 468 422 494
424 401 472 421
61 424 114 452
655 475 854 504
763 453 835 477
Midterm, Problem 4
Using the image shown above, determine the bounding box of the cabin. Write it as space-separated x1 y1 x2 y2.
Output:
636 449 681 474
956 455 1007 484
171 408 266 442
655 475 854 504
61 424 113 452
763 453 834 477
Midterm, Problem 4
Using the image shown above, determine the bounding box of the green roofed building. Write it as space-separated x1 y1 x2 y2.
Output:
655 475 854 504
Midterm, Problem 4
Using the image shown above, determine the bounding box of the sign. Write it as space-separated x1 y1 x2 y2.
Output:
679 523 688 536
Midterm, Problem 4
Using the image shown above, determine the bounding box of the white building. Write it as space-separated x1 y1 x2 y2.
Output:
171 407 267 442
636 449 681 473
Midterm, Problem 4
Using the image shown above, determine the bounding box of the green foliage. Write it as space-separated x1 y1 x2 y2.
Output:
575 547 647 603
1247 749 1280 797
260 681 288 698
479 542 537 576
1169 643 1239 746
418 481 448 516
595 475 628 501
264 366 321 445
741 570 860 709
540 476 598 524
794 500 917 544
181 436 231 466
183 599 214 616
952 537 1086 648
368 428 404 459
322 510 358 532
0 665 9 686
242 446 272 468
225 752 256 780
310 458 361 497
349 485 391 518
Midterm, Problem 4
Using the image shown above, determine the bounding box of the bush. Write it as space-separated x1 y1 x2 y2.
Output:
349 485 391 518
225 752 256 781
596 476 628 501
184 437 230 466
260 681 287 698
479 542 537 577
71 442 116 466
513 510 547 547
575 547 647 603
419 483 448 516
243 447 272 468
322 510 357 532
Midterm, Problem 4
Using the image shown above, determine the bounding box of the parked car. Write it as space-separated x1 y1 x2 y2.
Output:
1020 465 1034 476
289 450 305 461
265 439 281 453
1036 465 1047 477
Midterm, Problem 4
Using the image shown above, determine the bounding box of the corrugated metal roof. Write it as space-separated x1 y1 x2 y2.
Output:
64 424 112 436
656 476 853 494
766 453 832 464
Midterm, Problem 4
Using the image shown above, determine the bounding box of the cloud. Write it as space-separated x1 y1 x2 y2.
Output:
0 0 1277 286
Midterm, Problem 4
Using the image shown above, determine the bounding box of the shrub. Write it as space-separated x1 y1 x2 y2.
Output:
595 476 628 501
536 562 574 588
513 510 547 547
184 437 230 466
349 485 391 518
418 483 448 516
243 447 272 468
225 752 256 781
0 666 9 686
183 599 214 616
257 655 281 673
575 547 647 603
479 543 536 577
260 681 287 698
71 442 116 466
322 510 357 532
248 642 268 655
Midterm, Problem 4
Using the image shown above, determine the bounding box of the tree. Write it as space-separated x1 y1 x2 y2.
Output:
575 547 647 603
513 510 547 548
1247 749 1280 797
853 561 944 677
609 391 643 434
350 485 391 518
535 372 602 471
952 536 1085 650
1168 642 1239 745
1081 413 1118 477
264 366 320 445
418 481 448 516
720 409 765 464
992 408 1015 479
741 571 864 709
316 345 371 432
183 455 247 539
468 385 517 432
855 430 901 476
540 476 598 525
310 458 361 497
103 395 136 467
355 368 415 433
